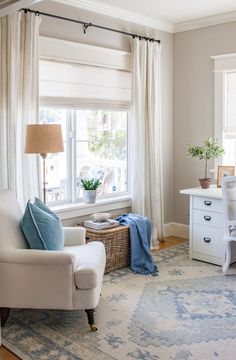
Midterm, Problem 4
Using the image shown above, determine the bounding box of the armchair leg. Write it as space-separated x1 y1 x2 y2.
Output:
85 309 97 331
0 308 10 327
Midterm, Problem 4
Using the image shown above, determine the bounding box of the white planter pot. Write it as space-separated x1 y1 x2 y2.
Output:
83 190 97 204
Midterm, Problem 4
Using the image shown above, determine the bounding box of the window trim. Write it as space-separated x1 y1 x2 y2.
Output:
52 194 132 220
213 53 236 142
39 107 130 205
39 38 131 206
212 53 236 175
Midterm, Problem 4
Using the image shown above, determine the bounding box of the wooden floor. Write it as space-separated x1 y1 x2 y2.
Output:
155 235 187 252
0 236 187 360
0 346 19 360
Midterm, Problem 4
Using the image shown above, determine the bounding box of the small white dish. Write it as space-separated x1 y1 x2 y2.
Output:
91 213 111 222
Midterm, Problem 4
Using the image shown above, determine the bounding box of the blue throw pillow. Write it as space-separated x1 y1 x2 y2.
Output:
21 198 64 251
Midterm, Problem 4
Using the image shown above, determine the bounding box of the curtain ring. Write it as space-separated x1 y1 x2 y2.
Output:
83 23 91 34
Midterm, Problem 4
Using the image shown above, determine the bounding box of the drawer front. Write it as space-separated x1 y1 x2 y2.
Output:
193 209 223 228
193 196 223 213
192 224 223 258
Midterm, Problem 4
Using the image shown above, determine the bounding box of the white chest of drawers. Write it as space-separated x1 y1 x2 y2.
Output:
180 186 228 266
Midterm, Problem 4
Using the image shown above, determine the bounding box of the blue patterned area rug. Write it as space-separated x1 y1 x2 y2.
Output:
2 242 236 360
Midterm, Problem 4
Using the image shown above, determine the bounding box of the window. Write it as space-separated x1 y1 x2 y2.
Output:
222 72 236 165
39 108 129 204
213 54 236 170
39 38 131 205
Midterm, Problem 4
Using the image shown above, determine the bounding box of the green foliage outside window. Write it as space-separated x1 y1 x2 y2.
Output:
88 130 127 160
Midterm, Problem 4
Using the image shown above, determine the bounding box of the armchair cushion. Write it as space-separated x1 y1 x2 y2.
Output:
21 198 64 251
63 227 86 247
64 241 106 290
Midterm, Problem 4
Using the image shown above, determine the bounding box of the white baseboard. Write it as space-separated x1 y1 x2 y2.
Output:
164 222 189 239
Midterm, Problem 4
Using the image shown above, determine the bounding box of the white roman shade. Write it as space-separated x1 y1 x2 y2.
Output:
40 60 131 110
39 37 131 110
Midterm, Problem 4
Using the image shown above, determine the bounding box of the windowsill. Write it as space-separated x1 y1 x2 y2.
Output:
51 195 132 220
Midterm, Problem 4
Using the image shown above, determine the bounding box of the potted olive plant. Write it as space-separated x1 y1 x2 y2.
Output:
80 177 102 204
188 137 224 189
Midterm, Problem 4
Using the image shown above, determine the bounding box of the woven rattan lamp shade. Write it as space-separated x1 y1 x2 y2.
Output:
25 124 64 154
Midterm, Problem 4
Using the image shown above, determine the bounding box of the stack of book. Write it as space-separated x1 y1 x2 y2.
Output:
84 219 119 230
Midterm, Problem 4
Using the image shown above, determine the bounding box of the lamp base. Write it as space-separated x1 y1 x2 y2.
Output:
40 153 47 203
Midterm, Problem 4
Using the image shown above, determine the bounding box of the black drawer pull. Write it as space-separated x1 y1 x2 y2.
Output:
204 200 212 206
204 215 211 221
203 237 211 243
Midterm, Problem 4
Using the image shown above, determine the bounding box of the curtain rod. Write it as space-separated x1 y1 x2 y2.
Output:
20 8 161 44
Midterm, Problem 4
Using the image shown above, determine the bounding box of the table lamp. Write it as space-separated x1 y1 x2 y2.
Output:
25 124 64 203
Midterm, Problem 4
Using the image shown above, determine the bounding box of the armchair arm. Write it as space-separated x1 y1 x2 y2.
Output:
63 226 86 247
0 249 76 309
0 249 75 266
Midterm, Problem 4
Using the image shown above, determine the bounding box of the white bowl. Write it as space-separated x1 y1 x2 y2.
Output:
91 212 111 222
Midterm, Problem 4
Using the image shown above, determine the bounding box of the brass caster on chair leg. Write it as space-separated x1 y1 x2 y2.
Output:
90 324 98 332
85 309 97 332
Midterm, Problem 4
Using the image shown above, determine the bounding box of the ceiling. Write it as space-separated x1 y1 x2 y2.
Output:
2 0 236 33
51 0 236 33
0 0 40 16
92 0 236 24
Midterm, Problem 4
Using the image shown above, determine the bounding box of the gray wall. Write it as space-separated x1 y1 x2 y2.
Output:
34 0 236 226
174 21 236 225
33 0 174 224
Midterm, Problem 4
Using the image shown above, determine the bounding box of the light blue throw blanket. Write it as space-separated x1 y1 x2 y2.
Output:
116 213 158 276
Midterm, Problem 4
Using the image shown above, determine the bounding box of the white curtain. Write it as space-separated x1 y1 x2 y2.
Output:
131 38 164 247
0 11 40 208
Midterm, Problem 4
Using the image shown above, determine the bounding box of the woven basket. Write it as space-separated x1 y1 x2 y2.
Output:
85 226 130 273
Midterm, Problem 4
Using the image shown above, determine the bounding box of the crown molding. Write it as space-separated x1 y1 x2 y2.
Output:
0 0 41 17
52 0 174 33
174 10 236 33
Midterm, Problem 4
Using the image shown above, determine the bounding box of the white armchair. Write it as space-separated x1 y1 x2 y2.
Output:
0 191 106 331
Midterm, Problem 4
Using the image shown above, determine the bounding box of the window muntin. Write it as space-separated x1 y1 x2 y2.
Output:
39 108 128 204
